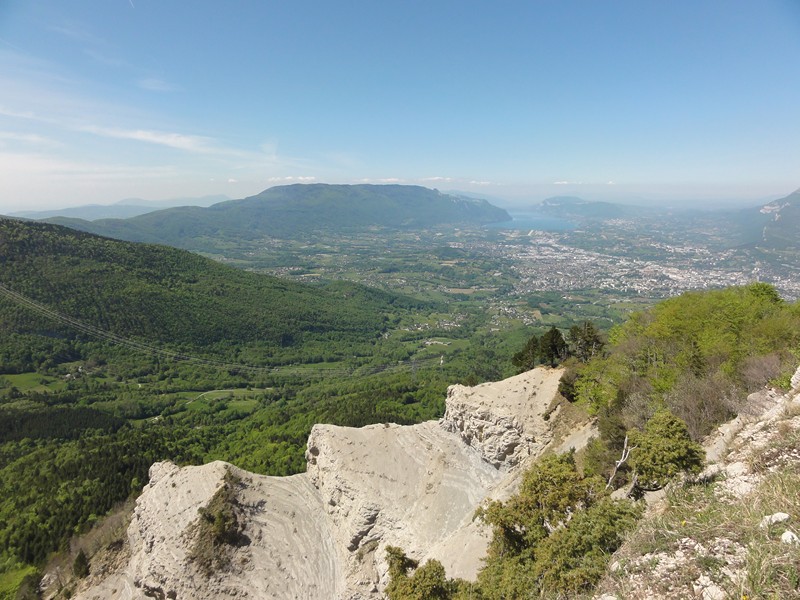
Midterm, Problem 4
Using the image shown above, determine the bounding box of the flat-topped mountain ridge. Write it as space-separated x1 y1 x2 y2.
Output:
44 184 511 250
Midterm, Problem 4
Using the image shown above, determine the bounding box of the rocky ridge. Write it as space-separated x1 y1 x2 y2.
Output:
67 367 577 600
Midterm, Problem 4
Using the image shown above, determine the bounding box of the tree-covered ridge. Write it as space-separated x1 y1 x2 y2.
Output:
0 217 426 353
573 284 799 417
44 184 511 250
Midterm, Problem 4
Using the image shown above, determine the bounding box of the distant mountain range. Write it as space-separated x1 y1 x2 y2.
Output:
532 196 660 220
526 190 800 251
14 185 800 253
8 194 229 221
42 184 510 251
751 188 800 249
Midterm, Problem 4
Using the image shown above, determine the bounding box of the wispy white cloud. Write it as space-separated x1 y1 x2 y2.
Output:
137 77 179 92
0 37 25 53
267 176 316 183
0 103 216 154
78 125 215 153
469 180 492 186
357 177 404 183
0 131 61 148
48 21 105 46
0 151 174 178
553 180 615 186
0 105 38 120
82 48 126 68
422 176 454 183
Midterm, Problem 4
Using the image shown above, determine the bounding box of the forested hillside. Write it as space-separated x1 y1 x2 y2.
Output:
0 217 427 355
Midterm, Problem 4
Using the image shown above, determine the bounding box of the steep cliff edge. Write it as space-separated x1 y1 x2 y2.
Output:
67 368 577 600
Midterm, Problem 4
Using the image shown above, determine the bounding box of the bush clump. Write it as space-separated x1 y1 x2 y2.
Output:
188 469 247 575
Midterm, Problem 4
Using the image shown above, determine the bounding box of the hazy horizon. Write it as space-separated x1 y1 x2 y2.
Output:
1 1 799 213
4 182 790 219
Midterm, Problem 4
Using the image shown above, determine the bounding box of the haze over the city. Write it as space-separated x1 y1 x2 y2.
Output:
1 0 799 213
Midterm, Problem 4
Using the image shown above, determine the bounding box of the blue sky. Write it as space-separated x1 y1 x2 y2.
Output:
1 1 799 212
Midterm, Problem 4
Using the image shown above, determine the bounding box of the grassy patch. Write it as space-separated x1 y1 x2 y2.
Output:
747 419 800 475
604 468 800 599
3 372 66 394
0 564 39 600
184 389 266 412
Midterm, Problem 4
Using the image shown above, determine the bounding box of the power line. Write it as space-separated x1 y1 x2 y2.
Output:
0 282 442 378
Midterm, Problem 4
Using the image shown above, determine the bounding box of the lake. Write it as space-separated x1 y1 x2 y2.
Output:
486 212 576 232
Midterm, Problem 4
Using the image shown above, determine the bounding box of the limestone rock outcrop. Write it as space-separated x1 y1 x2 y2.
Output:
71 368 576 600
440 368 562 468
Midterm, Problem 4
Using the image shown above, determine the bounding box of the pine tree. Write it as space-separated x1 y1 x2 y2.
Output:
540 327 568 366
567 321 605 362
511 334 539 372
73 549 89 578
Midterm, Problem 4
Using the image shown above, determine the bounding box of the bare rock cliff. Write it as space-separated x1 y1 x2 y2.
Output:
440 368 561 468
72 368 575 600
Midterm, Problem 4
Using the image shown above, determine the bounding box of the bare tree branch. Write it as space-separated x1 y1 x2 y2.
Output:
606 435 636 490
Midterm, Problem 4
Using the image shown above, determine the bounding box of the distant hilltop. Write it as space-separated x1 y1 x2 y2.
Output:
534 195 658 219
8 194 229 221
41 184 511 250
755 187 800 249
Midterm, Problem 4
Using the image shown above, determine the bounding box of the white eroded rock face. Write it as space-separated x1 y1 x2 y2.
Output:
440 369 563 468
74 462 340 600
74 367 570 600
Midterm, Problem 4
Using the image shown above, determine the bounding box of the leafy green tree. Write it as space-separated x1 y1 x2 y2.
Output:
476 453 639 598
478 453 603 560
385 546 467 600
629 410 704 492
386 545 418 580
531 497 642 594
557 360 581 401
746 281 784 306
